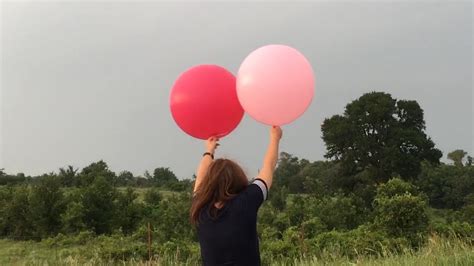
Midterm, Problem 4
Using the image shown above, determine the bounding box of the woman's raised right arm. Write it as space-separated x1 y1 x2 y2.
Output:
258 126 282 190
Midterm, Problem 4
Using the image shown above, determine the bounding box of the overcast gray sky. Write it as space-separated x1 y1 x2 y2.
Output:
1 1 472 179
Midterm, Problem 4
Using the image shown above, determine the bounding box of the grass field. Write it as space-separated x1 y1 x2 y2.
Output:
1 235 472 265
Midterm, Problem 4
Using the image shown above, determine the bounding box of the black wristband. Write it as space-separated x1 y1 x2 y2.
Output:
203 152 214 159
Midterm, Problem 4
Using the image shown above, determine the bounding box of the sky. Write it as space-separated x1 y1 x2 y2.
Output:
1 1 472 179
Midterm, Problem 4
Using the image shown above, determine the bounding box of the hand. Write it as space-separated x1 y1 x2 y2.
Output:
205 137 220 154
270 126 282 142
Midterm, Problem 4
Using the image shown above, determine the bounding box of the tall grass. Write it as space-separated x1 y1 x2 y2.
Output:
0 234 472 265
283 234 473 266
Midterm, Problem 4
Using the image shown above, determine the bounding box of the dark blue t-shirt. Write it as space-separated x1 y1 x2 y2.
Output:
196 178 268 266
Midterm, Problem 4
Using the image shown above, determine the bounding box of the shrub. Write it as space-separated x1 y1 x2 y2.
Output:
309 194 368 231
374 178 429 247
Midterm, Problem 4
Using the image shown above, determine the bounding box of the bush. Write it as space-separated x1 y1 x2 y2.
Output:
114 187 144 234
430 221 474 239
309 194 368 231
300 217 327 239
374 178 428 247
3 186 35 239
29 175 66 238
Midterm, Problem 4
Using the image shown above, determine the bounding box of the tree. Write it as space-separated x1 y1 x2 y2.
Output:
152 167 178 187
58 165 78 187
269 186 288 211
78 161 116 187
61 190 87 233
273 152 309 193
417 161 474 209
322 92 442 185
286 195 306 226
29 175 66 238
3 186 34 239
447 149 468 167
0 186 13 236
114 187 144 234
310 194 367 231
116 171 134 186
298 161 340 196
153 193 195 242
0 170 29 185
81 176 118 234
144 187 162 206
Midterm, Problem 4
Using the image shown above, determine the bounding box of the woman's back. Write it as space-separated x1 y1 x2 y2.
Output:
197 180 267 266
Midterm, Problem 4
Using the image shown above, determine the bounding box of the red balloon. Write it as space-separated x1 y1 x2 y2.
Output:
170 65 244 140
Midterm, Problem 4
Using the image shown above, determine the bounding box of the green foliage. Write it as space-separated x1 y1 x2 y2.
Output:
2 186 34 239
321 92 442 185
1 235 473 265
61 196 87 234
311 194 368 231
0 156 472 265
151 193 195 242
78 161 116 187
114 187 144 234
274 152 309 193
305 225 415 260
0 172 30 185
374 178 428 246
298 161 339 196
417 162 474 209
300 217 326 239
447 149 468 167
116 171 135 186
29 175 66 238
269 186 288 211
430 221 474 239
81 176 118 234
152 167 178 187
58 165 78 187
375 176 421 198
143 187 162 206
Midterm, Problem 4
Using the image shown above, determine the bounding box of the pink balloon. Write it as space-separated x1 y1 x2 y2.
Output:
237 45 315 126
170 65 244 140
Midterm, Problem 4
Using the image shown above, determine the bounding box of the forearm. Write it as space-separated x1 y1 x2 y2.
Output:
194 139 217 192
264 139 280 170
194 156 212 193
259 138 280 189
196 155 213 182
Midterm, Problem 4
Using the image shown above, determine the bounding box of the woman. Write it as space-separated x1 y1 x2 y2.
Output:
190 126 282 266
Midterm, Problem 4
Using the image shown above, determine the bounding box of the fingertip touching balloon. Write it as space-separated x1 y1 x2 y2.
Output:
237 45 315 126
170 65 244 140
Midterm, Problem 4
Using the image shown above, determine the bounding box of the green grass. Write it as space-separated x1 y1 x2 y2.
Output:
1 235 472 266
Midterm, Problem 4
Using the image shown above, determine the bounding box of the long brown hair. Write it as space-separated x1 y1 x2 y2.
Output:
190 159 248 225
